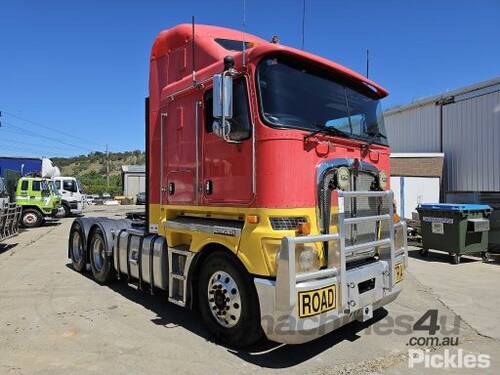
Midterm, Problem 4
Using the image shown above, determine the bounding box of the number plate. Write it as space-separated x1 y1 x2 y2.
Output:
298 284 336 318
395 262 404 283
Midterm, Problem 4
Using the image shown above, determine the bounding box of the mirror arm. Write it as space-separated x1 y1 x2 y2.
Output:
221 70 241 144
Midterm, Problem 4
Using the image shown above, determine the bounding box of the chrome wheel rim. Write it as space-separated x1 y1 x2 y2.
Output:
92 236 105 271
207 271 241 328
24 213 37 225
71 231 83 262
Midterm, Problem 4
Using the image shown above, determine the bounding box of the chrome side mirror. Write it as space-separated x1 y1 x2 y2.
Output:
213 74 233 120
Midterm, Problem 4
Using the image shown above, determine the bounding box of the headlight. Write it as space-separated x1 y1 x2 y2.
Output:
296 245 321 273
378 170 388 190
336 167 350 190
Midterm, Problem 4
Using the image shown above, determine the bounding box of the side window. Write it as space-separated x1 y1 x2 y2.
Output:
21 180 29 191
55 180 61 190
32 180 41 191
204 90 214 133
204 78 251 141
63 180 75 192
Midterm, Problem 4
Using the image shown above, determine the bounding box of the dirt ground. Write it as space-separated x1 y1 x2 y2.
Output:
1 205 499 374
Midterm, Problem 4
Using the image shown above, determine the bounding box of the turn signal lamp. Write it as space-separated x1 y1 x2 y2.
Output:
246 215 259 224
297 222 311 236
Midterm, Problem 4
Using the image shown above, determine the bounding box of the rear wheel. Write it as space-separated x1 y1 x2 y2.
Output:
69 222 86 272
481 251 491 262
451 253 461 264
198 252 263 348
89 227 115 284
419 248 429 257
21 208 43 228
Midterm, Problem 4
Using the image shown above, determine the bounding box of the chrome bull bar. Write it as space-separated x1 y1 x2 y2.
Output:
275 190 408 313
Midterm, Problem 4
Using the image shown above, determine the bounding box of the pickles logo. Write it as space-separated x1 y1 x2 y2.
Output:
409 349 490 369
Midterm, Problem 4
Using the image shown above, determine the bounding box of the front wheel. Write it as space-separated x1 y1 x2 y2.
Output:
198 253 263 348
21 208 43 228
89 227 115 284
62 204 71 218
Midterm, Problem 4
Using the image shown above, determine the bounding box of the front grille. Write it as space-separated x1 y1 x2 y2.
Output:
319 166 390 262
270 217 307 231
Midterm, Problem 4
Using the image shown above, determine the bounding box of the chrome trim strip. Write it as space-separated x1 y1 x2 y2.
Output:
165 219 242 237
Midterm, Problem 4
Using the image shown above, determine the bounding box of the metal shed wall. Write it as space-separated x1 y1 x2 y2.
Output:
384 79 500 193
443 90 500 192
385 103 440 153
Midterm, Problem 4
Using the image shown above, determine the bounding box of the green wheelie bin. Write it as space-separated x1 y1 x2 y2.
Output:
416 203 492 264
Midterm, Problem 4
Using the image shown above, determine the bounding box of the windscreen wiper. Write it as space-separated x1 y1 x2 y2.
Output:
304 123 351 142
366 130 387 140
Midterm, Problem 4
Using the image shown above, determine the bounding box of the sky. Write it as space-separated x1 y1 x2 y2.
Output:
1 0 499 157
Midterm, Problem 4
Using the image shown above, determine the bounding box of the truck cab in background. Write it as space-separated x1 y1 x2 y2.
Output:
52 176 85 217
16 177 62 227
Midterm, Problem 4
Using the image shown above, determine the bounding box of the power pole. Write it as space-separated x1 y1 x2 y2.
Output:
105 144 110 190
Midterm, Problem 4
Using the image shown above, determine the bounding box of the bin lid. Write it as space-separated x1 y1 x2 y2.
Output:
418 203 492 212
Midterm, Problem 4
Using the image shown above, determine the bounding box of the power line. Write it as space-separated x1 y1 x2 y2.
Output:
0 110 106 148
1 121 94 152
0 137 77 152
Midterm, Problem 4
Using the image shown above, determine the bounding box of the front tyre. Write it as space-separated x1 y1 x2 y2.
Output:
89 227 115 284
21 208 43 228
62 204 71 218
69 222 86 272
198 253 263 348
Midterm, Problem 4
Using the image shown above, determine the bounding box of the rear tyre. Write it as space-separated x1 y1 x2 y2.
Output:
451 253 461 264
89 227 115 284
419 248 429 257
198 252 263 348
69 222 86 272
21 208 43 228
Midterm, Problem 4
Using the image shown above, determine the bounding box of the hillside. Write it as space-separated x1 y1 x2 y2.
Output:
51 150 145 195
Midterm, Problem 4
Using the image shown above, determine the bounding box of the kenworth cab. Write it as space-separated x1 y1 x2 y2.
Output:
68 24 407 346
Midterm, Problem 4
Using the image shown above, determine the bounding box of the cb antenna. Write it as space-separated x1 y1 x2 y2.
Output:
192 16 196 85
301 0 306 50
242 0 246 67
366 49 370 78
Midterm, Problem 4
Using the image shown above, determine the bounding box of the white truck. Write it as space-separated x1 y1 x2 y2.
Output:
52 176 86 217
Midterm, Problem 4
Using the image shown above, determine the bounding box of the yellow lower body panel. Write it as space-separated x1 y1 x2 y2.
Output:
148 204 327 277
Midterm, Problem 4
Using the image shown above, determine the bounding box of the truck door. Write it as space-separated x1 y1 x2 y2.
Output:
162 97 197 205
202 77 254 204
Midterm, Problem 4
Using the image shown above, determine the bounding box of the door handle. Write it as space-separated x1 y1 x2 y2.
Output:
168 182 175 195
205 180 213 195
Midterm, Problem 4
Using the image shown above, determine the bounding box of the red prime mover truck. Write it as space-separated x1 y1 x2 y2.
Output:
68 24 408 346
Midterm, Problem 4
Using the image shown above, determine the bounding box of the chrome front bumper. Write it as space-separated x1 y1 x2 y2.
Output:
254 190 408 344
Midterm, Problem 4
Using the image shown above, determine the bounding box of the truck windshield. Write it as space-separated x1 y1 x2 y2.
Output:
76 179 84 194
257 56 388 145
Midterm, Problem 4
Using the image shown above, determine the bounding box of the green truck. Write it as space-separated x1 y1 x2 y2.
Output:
16 177 63 227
